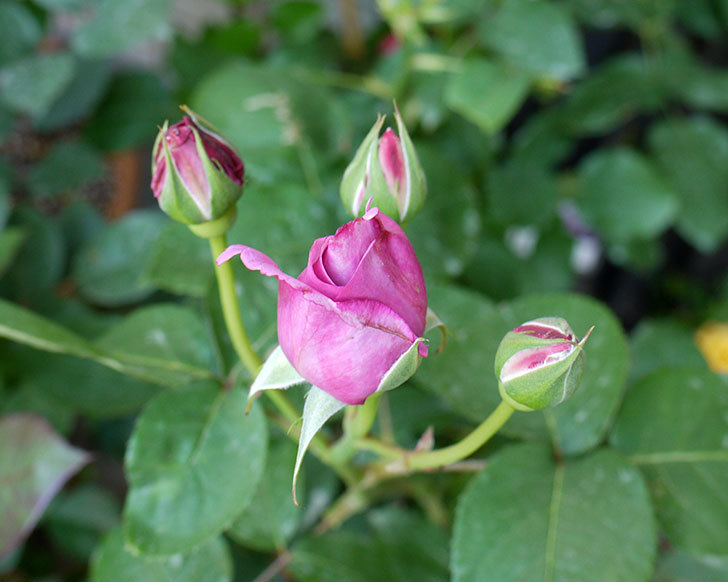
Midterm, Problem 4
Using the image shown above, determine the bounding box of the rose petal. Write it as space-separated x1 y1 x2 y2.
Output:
278 283 419 404
514 322 572 341
318 217 382 286
338 213 427 335
378 128 406 198
500 343 573 383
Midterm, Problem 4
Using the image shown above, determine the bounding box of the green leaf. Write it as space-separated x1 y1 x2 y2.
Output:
0 227 26 277
26 140 105 199
0 53 75 117
228 182 338 275
227 437 303 551
487 162 559 227
191 60 297 178
655 550 728 582
479 0 585 80
140 221 213 297
72 0 172 58
84 72 173 151
0 298 102 362
43 484 119 561
463 225 575 300
123 382 267 555
568 0 674 29
0 177 9 228
290 506 449 582
33 0 86 10
22 353 161 419
0 414 90 559
73 210 166 307
648 116 728 252
59 201 105 257
629 319 707 385
503 293 630 455
668 60 728 113
557 55 665 134
0 299 213 386
675 0 725 40
610 368 728 555
575 148 678 243
4 206 66 305
406 144 481 279
35 60 112 132
452 443 656 582
444 57 530 135
273 0 324 44
0 2 42 65
1 382 74 435
95 304 218 386
90 527 232 582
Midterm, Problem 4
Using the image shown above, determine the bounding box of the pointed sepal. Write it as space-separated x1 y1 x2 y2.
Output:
292 386 346 504
247 345 305 412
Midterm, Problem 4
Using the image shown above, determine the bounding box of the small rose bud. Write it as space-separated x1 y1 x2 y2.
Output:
494 317 592 411
151 108 243 225
340 106 426 223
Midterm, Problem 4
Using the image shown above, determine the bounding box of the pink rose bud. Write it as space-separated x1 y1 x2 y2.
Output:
218 206 429 405
494 317 593 411
340 106 426 223
151 108 243 225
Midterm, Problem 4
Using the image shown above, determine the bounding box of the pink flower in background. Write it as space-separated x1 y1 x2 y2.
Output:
218 206 428 405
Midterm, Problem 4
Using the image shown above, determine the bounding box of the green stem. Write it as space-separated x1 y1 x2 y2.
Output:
209 235 262 377
318 400 515 531
356 438 403 461
405 400 514 470
329 393 382 465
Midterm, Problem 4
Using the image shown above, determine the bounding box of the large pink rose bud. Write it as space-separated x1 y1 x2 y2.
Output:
340 107 426 224
151 107 244 225
218 206 429 405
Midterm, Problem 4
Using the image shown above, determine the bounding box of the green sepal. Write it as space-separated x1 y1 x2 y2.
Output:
245 345 305 412
192 124 243 223
340 115 385 217
293 386 345 504
393 104 426 221
156 123 209 225
366 144 400 219
498 347 585 411
187 206 237 239
376 337 427 394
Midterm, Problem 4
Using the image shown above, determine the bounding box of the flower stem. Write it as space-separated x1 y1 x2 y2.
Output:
209 234 262 377
329 393 382 465
404 400 515 470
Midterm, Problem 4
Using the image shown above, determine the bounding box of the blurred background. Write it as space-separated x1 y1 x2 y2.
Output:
1 0 728 580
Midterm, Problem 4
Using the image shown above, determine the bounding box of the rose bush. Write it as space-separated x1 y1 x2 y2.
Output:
218 206 428 405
